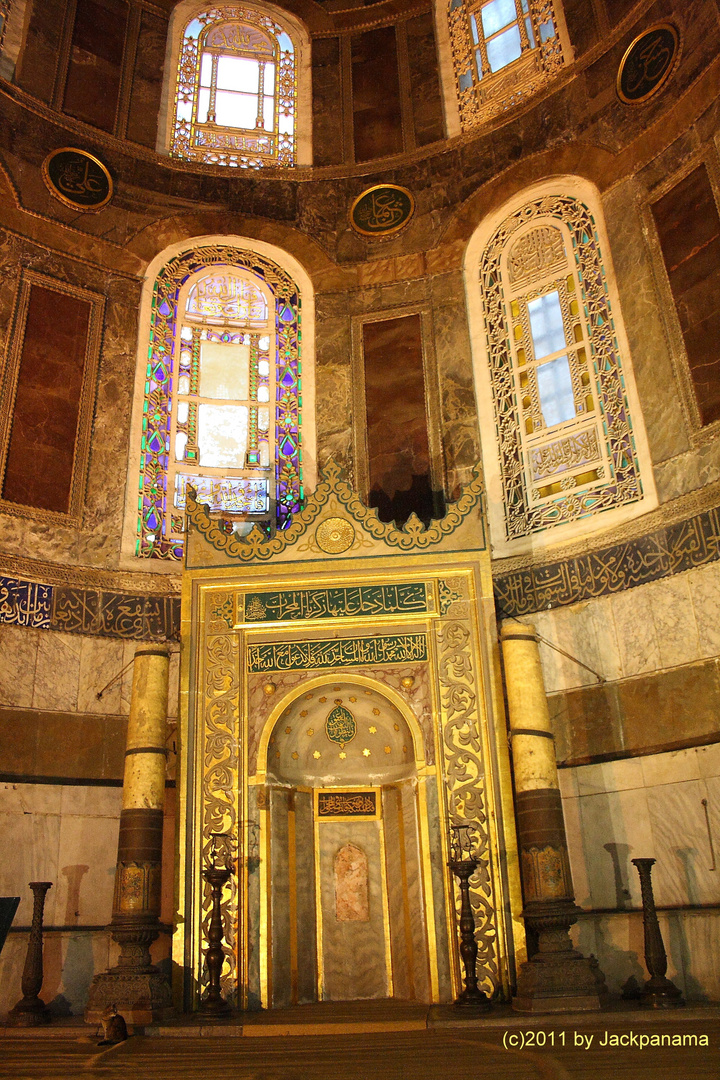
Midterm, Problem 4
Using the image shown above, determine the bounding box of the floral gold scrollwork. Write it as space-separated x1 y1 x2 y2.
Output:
436 619 499 996
201 601 241 1002
187 460 485 562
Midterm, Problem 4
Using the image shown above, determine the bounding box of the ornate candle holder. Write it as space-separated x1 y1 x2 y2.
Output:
448 825 491 1011
632 859 685 1008
7 882 53 1026
200 834 234 1016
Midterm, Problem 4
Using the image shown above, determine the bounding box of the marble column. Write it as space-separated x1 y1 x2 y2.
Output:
501 620 607 1013
86 645 173 1025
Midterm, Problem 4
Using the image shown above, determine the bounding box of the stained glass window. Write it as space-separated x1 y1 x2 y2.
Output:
171 6 297 168
447 0 566 130
478 198 645 541
137 247 303 560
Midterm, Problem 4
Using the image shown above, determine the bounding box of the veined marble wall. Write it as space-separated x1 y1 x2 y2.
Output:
0 624 179 779
562 745 720 1001
0 782 176 1017
522 560 720 697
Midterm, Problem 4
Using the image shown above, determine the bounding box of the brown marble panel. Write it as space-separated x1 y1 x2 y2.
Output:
351 25 403 162
562 0 602 57
126 9 168 148
363 315 438 525
14 0 65 102
2 285 91 515
63 0 128 133
550 659 720 766
406 12 444 148
312 36 344 167
651 164 720 426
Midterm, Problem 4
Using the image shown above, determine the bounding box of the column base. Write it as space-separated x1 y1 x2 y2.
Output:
513 951 609 1013
85 970 173 1026
6 999 51 1026
513 900 609 1014
639 975 685 1009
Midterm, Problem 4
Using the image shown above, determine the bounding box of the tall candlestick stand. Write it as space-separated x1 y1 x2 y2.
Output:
200 834 234 1015
632 859 685 1008
7 882 53 1026
448 826 491 1011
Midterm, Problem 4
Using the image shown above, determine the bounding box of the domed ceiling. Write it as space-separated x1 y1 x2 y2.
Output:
266 680 418 786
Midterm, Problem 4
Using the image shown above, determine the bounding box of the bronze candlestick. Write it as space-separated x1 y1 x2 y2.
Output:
7 882 53 1026
200 834 234 1016
632 858 685 1008
448 826 491 1011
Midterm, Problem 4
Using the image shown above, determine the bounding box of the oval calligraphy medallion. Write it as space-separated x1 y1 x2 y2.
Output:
350 184 415 237
617 23 681 105
326 705 356 745
316 517 355 554
42 148 113 211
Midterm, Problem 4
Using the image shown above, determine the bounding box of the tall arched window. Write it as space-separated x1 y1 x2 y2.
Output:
132 244 309 562
169 5 300 168
446 0 569 131
465 182 656 554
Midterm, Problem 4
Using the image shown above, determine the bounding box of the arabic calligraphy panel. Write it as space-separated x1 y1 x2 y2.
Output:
350 185 414 237
317 791 378 818
247 634 429 672
617 23 681 105
242 582 428 622
42 148 113 211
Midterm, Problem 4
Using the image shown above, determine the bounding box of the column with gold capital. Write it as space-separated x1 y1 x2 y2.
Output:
86 645 173 1025
500 619 607 1013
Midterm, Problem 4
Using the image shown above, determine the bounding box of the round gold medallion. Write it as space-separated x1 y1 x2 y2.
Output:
315 517 355 554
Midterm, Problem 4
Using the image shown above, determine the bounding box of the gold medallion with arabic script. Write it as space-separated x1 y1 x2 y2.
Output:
42 147 113 212
326 705 356 745
315 516 355 554
350 184 414 237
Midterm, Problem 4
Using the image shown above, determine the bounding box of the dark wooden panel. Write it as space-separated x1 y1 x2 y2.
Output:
126 8 167 147
652 165 720 426
2 284 91 514
351 25 403 162
406 12 444 147
63 0 128 132
363 315 440 525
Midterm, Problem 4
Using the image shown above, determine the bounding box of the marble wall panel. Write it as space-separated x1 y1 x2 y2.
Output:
687 561 720 658
577 787 654 910
572 909 720 1002
610 588 661 679
77 637 124 715
0 624 39 708
647 779 719 909
32 632 81 713
645 574 700 670
562 746 720 912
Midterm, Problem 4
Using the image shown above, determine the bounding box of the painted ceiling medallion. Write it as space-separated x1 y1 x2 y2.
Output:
617 23 681 105
42 148 113 211
350 184 414 237
326 705 356 746
315 516 355 554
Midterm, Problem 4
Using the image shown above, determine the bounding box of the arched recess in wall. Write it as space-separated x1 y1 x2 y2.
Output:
121 235 316 567
436 0 572 136
464 177 657 558
157 0 312 167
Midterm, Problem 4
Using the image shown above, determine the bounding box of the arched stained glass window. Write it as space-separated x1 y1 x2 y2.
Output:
468 188 654 550
137 246 303 561
171 5 297 168
447 0 568 130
